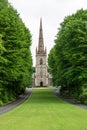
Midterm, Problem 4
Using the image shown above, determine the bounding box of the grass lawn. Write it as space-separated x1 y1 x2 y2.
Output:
0 88 87 130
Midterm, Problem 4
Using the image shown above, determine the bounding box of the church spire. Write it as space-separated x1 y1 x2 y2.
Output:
38 18 44 52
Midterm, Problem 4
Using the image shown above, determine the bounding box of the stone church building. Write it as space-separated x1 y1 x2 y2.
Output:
32 19 52 87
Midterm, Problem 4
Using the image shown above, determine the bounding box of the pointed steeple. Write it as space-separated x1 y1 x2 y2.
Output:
38 18 44 52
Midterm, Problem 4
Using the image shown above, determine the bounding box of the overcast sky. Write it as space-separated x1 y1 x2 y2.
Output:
8 0 87 66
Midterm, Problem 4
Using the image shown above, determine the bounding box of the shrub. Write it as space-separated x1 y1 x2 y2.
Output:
0 100 3 106
79 89 87 104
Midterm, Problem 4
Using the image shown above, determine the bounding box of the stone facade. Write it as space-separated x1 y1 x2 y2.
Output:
33 19 52 87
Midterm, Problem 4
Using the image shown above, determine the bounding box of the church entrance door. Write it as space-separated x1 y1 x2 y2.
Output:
40 81 43 87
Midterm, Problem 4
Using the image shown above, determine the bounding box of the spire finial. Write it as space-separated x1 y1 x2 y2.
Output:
40 17 42 29
38 18 44 52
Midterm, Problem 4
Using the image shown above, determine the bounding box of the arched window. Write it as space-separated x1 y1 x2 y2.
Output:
40 58 43 65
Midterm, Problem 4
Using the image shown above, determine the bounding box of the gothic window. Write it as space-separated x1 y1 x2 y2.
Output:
40 58 43 65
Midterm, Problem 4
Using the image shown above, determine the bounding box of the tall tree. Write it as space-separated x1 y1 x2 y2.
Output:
0 0 33 103
48 9 87 99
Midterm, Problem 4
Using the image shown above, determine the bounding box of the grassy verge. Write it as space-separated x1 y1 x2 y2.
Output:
0 88 87 130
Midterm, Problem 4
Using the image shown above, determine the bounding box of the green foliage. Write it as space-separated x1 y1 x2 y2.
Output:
0 0 33 102
0 0 9 11
48 9 87 101
48 47 58 85
0 100 3 106
32 67 35 73
79 88 87 104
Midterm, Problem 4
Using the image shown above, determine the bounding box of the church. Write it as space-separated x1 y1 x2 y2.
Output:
32 18 52 87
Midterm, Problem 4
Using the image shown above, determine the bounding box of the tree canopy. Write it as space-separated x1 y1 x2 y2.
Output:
0 0 33 104
48 9 87 100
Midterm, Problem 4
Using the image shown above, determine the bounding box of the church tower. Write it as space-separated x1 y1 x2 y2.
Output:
35 18 48 87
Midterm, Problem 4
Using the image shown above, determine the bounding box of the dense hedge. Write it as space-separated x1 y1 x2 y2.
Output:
48 9 87 103
0 0 33 104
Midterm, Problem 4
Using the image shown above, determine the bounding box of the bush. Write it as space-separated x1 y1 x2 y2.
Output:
79 89 87 104
0 100 3 106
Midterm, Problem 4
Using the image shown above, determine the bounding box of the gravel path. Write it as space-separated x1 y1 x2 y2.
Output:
0 88 32 115
51 87 87 110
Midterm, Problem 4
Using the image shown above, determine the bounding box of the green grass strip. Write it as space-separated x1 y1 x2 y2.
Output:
0 88 87 130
